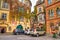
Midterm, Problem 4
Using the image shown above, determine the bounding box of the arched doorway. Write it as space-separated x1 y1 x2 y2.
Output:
50 23 55 31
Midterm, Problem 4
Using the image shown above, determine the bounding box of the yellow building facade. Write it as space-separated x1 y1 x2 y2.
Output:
0 0 31 33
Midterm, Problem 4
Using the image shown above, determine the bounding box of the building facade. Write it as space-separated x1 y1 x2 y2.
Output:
0 0 31 32
36 0 45 27
45 0 60 34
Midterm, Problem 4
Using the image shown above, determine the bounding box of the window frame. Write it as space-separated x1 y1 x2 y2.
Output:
48 9 54 19
56 7 60 16
1 0 9 9
1 13 7 20
38 7 42 13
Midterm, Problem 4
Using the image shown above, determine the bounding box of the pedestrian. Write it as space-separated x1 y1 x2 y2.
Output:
52 27 57 38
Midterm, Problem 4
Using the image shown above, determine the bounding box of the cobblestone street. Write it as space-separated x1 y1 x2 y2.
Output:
0 33 60 40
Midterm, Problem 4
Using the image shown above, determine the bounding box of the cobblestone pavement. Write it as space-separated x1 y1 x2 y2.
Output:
0 33 60 40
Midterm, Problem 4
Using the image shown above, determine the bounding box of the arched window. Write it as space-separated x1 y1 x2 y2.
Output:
56 7 60 16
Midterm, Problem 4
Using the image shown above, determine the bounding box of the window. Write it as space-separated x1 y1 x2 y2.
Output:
40 0 44 3
20 16 24 22
56 8 60 16
18 7 21 12
18 7 24 13
1 13 7 20
38 7 41 13
2 2 8 9
25 1 29 6
38 14 44 22
48 9 54 18
19 0 24 3
48 0 52 5
21 8 24 12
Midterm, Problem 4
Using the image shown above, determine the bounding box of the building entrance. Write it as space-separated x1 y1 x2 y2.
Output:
0 27 6 33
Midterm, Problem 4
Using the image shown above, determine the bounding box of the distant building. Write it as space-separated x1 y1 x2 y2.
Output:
36 0 45 26
45 0 60 34
0 0 32 32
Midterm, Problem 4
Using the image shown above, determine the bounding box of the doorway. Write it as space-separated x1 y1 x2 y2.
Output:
0 27 6 33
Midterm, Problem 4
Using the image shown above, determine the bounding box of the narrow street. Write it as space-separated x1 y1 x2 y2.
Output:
0 0 60 40
0 33 60 40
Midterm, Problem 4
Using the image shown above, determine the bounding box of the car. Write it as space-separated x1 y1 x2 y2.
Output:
30 27 46 37
24 30 30 35
13 29 24 35
13 25 24 35
24 28 30 35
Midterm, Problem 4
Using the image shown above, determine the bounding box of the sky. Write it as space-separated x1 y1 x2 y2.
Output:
30 0 37 12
